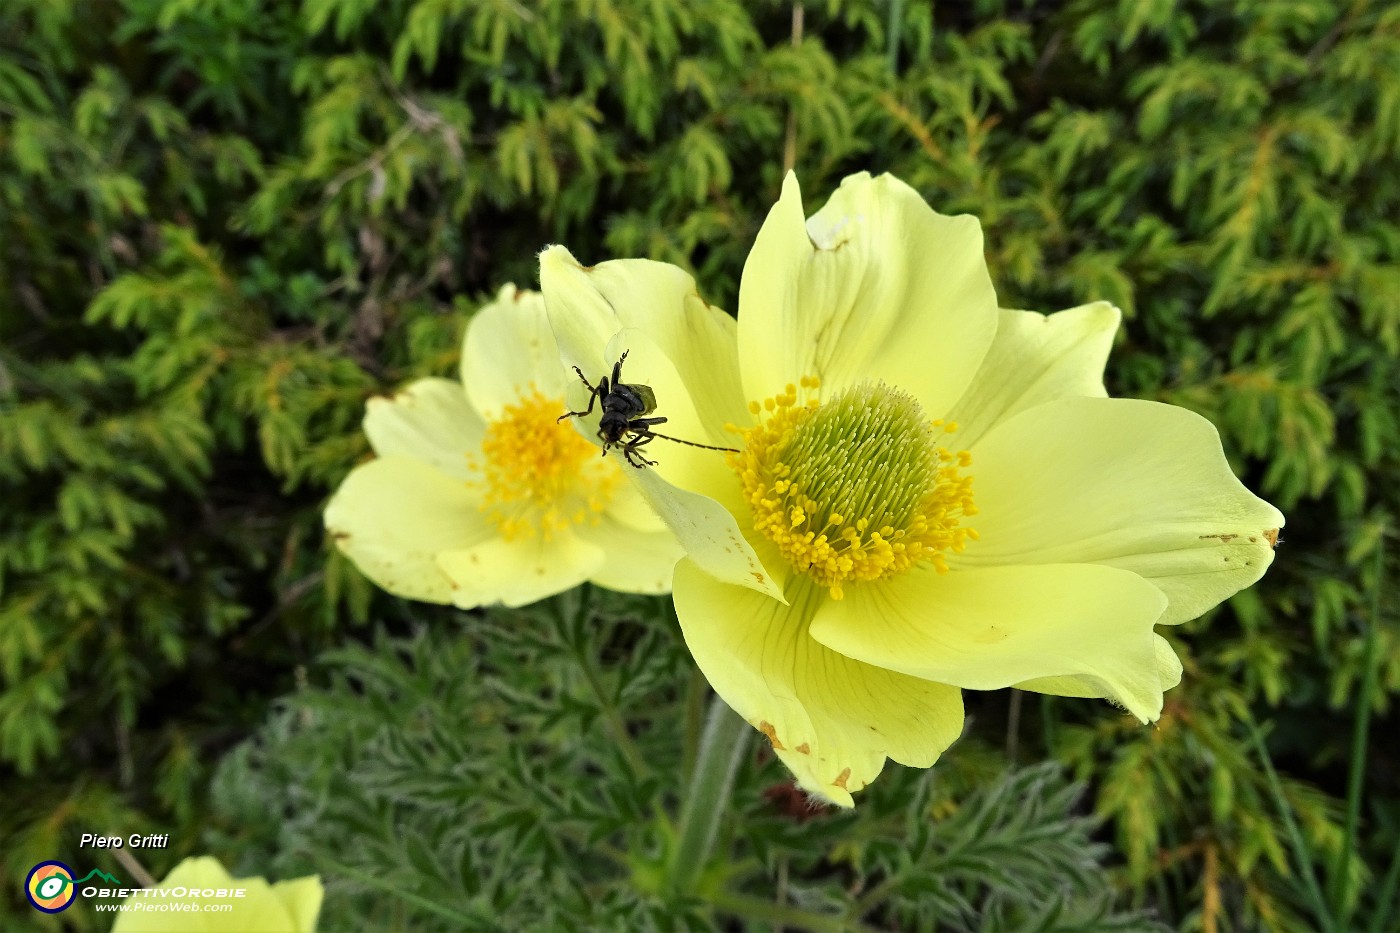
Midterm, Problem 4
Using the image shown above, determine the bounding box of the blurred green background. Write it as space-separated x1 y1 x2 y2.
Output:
2 0 1397 930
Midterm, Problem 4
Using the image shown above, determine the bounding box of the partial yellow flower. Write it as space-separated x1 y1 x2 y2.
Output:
541 172 1284 806
110 856 320 933
325 285 682 607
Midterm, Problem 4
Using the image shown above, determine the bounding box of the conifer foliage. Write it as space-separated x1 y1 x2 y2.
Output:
3 0 1397 929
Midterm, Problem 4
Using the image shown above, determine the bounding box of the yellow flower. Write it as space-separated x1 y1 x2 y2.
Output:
110 856 320 933
540 172 1284 806
325 285 681 607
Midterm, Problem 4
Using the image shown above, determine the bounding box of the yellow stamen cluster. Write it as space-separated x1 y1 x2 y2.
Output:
469 389 618 540
727 376 977 599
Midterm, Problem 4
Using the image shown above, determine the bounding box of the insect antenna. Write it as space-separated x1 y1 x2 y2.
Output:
646 431 739 454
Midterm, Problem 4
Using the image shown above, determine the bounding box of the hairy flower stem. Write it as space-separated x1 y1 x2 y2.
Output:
666 697 749 897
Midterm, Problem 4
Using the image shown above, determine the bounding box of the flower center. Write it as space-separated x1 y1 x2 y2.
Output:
727 377 977 599
469 388 619 541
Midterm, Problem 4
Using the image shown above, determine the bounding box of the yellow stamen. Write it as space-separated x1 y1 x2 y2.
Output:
468 388 619 540
726 377 976 599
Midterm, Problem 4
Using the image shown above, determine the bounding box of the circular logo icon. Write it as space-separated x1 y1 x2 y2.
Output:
26 861 77 913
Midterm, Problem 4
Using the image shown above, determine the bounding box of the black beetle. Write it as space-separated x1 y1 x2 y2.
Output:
557 351 735 468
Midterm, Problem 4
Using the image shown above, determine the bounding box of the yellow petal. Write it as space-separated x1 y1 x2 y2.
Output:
270 876 325 933
324 455 494 604
575 514 683 594
958 397 1285 625
111 857 321 933
537 245 619 388
737 172 998 415
538 245 747 437
436 531 603 608
461 284 566 418
363 378 483 479
810 563 1170 721
538 245 782 597
946 302 1119 449
1016 633 1183 701
628 466 785 601
675 561 965 807
602 469 668 533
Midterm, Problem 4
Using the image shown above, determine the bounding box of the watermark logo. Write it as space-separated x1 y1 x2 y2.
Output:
24 862 122 913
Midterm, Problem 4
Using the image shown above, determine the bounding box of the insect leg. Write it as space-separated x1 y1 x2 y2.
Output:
557 367 601 422
571 366 598 393
619 428 659 468
622 438 658 469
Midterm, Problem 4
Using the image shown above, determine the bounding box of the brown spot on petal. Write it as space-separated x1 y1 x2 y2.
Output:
1199 533 1239 543
1265 528 1280 548
752 572 766 585
757 720 785 750
832 767 852 791
330 531 350 542
795 743 811 755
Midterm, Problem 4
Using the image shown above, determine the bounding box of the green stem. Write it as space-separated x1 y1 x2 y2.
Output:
1341 530 1387 927
1006 690 1022 764
1246 719 1335 931
666 696 749 896
1041 695 1059 755
681 666 707 780
713 891 883 933
886 0 906 76
1366 826 1400 933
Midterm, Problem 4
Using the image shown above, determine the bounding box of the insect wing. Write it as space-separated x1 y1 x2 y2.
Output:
631 383 657 415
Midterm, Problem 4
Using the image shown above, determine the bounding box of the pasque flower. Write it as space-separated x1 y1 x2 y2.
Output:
325 285 681 607
541 172 1284 806
110 856 321 932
